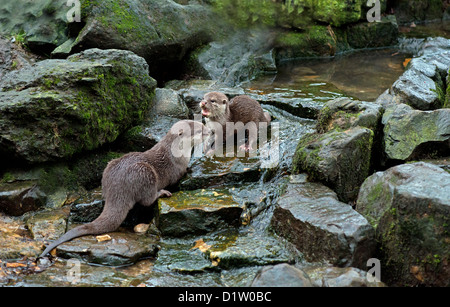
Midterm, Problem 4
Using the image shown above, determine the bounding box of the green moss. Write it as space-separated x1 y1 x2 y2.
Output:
292 132 324 178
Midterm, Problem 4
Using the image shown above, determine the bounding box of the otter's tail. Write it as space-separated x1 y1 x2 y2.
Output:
38 202 130 258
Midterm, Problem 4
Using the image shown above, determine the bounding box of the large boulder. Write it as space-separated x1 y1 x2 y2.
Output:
356 162 450 286
382 103 450 161
56 0 220 79
0 48 156 165
271 180 375 269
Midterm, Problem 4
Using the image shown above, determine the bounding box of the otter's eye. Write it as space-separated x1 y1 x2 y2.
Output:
210 99 216 104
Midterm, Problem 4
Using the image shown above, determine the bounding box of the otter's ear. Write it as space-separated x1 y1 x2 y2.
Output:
222 98 227 104
178 129 184 136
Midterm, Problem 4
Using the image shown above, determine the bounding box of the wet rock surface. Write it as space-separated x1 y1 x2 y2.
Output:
271 181 375 269
356 162 450 286
55 231 160 267
382 103 450 161
157 189 244 237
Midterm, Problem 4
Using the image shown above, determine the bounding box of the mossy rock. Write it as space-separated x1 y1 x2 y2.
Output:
356 162 450 286
382 103 450 161
292 126 374 202
213 0 365 29
274 25 337 60
0 48 156 165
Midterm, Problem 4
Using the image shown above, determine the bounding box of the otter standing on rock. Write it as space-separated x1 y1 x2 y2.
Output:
199 92 271 153
39 120 210 258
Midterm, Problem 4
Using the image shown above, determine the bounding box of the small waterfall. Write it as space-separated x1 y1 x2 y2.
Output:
197 29 277 87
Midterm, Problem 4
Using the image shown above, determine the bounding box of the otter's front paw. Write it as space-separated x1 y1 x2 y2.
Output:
158 190 172 198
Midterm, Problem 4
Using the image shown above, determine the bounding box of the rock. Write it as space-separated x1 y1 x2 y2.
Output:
0 212 43 258
153 88 189 118
195 29 277 86
154 237 217 273
214 0 365 29
302 265 385 287
208 232 296 270
250 264 314 287
344 15 399 49
356 162 450 286
382 103 450 161
0 36 38 80
65 0 221 79
0 0 71 53
271 182 375 269
389 37 450 110
292 127 374 202
179 156 263 191
246 92 322 119
316 97 383 133
24 207 70 241
56 231 159 266
0 181 46 216
0 48 156 164
274 25 337 60
391 59 441 110
391 0 444 24
156 189 245 237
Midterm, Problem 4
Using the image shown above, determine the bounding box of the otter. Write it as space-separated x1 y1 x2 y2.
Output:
199 92 271 153
39 120 209 258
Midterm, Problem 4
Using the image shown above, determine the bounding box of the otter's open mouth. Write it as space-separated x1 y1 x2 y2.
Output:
201 108 210 117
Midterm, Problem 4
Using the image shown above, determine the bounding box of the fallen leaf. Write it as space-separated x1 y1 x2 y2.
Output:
96 234 112 242
6 262 27 268
403 58 411 68
190 239 211 253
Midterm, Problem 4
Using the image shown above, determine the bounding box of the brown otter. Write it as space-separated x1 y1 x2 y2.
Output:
199 92 271 153
39 120 209 258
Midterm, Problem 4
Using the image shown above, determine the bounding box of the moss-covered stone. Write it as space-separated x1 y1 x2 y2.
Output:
0 48 156 165
213 0 365 29
382 103 450 161
292 126 374 203
356 162 450 286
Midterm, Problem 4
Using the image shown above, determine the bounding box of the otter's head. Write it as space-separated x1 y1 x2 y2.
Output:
199 92 229 119
170 120 211 146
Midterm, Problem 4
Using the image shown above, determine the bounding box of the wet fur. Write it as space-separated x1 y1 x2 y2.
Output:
39 120 208 258
200 92 271 151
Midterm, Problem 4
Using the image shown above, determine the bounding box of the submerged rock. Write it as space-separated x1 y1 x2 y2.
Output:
271 182 375 269
356 162 450 286
0 48 156 165
382 103 450 161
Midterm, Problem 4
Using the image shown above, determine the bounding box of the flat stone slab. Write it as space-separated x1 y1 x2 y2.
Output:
56 232 159 266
